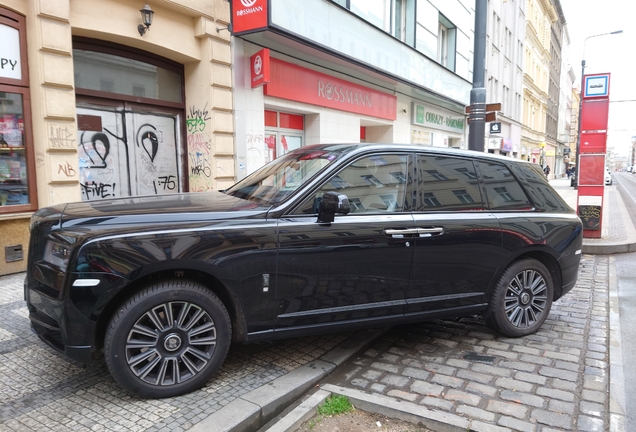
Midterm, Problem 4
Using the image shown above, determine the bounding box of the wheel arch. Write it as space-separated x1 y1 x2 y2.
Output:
94 266 248 350
489 249 563 301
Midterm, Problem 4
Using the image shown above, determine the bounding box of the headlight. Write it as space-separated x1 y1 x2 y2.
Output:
43 241 71 269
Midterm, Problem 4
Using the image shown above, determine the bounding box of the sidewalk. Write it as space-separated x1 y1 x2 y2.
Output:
548 176 636 254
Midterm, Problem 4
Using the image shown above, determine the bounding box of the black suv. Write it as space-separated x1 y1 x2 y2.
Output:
25 144 582 398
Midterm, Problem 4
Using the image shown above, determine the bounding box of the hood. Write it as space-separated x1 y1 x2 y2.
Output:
60 191 271 229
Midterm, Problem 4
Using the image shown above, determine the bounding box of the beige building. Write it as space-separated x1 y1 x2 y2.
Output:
0 0 233 275
522 0 557 170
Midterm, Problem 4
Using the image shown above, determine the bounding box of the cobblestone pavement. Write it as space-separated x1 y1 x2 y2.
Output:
0 272 349 432
325 254 609 432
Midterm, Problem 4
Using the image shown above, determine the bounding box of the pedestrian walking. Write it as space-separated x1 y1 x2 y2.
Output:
544 165 551 178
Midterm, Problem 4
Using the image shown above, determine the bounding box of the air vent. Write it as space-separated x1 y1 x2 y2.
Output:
6 245 23 263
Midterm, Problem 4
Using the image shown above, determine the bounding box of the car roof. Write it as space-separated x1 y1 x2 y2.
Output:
300 143 535 166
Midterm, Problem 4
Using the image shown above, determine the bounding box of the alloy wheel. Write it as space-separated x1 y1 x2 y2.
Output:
503 269 548 328
126 301 218 386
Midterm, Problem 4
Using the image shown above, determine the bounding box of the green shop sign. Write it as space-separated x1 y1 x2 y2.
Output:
412 103 465 134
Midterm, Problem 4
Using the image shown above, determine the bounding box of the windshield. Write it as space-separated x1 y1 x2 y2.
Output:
224 145 357 205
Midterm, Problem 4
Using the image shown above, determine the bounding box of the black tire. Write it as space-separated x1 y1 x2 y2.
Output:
486 259 553 337
104 280 231 398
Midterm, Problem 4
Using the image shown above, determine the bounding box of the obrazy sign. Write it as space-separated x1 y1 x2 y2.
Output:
413 103 464 133
264 58 397 120
231 0 268 35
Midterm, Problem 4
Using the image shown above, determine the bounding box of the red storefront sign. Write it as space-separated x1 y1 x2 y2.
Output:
250 48 270 88
264 58 397 121
231 0 268 35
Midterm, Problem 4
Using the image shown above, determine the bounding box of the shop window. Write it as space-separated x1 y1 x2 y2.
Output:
0 8 36 213
360 127 366 141
0 91 29 207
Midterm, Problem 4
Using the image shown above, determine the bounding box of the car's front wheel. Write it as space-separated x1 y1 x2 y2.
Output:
104 280 231 398
486 259 553 337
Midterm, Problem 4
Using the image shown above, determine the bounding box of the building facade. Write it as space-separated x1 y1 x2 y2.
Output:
569 85 580 169
522 0 556 170
557 25 575 176
545 0 564 179
231 0 473 179
0 0 233 275
484 0 525 159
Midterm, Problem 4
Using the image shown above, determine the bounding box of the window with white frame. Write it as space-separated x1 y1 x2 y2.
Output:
349 0 408 42
437 14 456 71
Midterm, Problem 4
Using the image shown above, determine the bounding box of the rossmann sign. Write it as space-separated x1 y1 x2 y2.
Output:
264 58 396 120
231 0 268 35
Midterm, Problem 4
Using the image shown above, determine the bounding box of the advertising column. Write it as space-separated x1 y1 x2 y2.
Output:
577 73 610 239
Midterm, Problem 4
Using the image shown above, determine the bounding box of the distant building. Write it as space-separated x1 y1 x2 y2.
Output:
522 0 558 169
484 0 526 159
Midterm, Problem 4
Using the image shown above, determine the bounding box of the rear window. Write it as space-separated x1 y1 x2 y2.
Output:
476 161 532 211
502 162 572 212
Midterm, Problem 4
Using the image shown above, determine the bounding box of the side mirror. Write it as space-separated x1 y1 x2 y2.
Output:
318 191 350 223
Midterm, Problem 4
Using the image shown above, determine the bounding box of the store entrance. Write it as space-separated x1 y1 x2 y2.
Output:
76 100 184 201
263 110 304 163
264 131 303 163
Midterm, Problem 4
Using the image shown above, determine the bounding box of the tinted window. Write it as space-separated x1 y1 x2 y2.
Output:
508 162 570 212
476 161 532 210
296 153 411 214
415 155 484 211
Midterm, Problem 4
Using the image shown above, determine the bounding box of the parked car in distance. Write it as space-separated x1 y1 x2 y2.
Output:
605 170 613 185
25 144 583 398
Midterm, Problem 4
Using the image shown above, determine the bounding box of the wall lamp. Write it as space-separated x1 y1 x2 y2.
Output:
138 3 154 36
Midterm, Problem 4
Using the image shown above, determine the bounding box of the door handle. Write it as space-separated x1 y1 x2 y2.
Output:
384 228 419 238
416 227 444 237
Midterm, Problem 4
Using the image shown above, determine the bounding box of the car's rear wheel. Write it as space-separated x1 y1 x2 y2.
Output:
104 280 231 398
486 259 553 337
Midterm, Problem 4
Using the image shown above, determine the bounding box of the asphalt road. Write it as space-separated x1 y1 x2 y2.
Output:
612 171 636 431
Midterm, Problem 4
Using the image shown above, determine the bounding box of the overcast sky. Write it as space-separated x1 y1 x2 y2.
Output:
560 0 636 158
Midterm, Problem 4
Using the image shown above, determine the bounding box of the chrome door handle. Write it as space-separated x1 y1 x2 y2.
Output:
416 227 444 237
384 228 419 238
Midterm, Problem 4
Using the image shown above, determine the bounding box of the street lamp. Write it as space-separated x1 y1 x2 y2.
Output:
574 30 623 188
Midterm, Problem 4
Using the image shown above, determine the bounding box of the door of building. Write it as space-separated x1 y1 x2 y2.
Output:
76 100 183 201
264 131 303 163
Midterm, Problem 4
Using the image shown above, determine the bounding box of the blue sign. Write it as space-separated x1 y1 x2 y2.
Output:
583 74 610 98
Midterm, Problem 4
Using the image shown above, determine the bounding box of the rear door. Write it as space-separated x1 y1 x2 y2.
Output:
405 154 504 318
274 152 416 331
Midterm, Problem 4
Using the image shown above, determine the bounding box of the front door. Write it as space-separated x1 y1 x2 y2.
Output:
274 152 416 332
